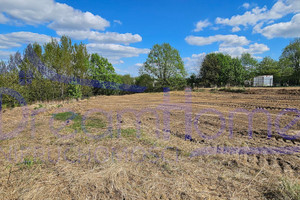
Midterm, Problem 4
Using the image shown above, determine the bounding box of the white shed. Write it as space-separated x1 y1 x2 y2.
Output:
253 75 273 87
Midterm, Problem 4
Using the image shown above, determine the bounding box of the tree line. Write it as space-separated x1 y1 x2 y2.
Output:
187 38 300 88
0 36 299 107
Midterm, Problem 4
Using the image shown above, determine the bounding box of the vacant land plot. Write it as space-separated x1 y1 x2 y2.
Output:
0 88 299 199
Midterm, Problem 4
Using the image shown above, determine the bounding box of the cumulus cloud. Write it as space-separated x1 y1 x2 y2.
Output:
0 0 149 64
242 3 250 9
86 43 150 64
0 31 56 49
57 30 142 45
0 0 110 31
185 34 250 47
183 53 206 74
216 0 300 27
232 26 241 32
194 19 211 32
254 13 300 38
218 43 270 57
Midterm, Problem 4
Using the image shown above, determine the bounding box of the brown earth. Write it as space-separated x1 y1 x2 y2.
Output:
0 87 299 199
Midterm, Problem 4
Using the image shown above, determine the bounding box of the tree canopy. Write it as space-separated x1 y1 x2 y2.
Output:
139 43 187 90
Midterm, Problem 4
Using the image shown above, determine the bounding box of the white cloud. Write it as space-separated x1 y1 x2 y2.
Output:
211 27 220 31
218 43 270 57
255 13 300 38
57 30 142 45
0 50 14 60
115 67 129 74
86 43 150 64
185 34 250 47
194 19 211 32
184 53 206 74
0 31 56 49
232 26 241 32
0 0 110 31
134 63 144 67
113 20 122 25
0 0 148 65
0 13 8 23
242 3 250 9
216 0 300 27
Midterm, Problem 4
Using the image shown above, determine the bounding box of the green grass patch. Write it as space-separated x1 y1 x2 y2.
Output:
52 112 107 132
17 157 42 169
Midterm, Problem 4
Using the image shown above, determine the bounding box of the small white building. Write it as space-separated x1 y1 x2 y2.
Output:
253 75 273 87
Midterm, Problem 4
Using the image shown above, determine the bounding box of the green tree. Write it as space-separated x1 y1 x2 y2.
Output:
240 53 258 80
121 74 135 85
280 38 300 85
279 58 294 85
89 53 121 95
187 73 197 89
135 74 154 92
257 57 281 84
67 81 82 100
231 57 246 86
140 43 187 90
199 53 221 87
200 53 246 87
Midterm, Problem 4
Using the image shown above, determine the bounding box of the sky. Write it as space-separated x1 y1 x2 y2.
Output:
0 0 299 76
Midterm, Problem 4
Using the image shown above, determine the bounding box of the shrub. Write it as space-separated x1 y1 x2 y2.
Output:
67 81 82 100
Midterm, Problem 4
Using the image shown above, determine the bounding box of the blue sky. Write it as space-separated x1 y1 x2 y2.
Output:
0 0 299 76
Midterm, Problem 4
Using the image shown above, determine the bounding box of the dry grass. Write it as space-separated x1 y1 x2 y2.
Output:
0 88 299 199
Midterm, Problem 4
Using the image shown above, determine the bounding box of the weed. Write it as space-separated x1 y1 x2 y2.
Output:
264 178 300 200
17 157 42 169
34 104 44 110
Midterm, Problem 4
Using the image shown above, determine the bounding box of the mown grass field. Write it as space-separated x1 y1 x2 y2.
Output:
0 87 299 199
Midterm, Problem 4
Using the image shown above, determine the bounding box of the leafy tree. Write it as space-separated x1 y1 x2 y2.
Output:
280 38 300 85
140 43 187 90
67 81 82 100
135 74 154 92
240 53 258 80
279 58 294 85
199 53 246 87
187 73 197 89
121 74 135 85
89 53 121 95
231 57 246 86
257 56 281 84
218 53 235 86
199 53 221 87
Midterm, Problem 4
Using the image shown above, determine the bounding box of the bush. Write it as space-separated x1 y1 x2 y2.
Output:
67 81 82 100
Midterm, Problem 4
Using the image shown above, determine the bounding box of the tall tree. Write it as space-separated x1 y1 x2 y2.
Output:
135 74 154 92
257 56 281 84
199 53 246 87
140 43 187 90
89 53 121 95
199 53 221 87
240 53 258 80
280 38 300 85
